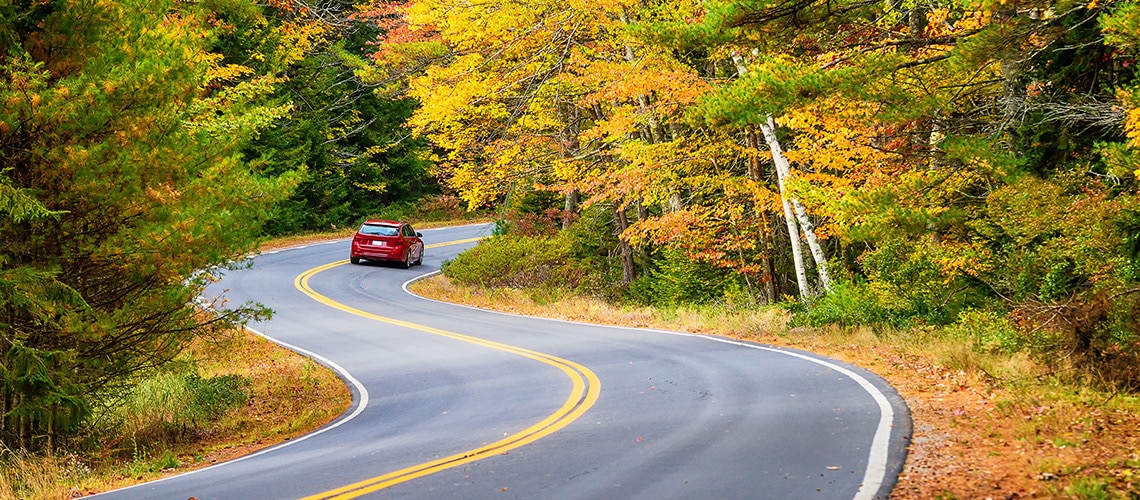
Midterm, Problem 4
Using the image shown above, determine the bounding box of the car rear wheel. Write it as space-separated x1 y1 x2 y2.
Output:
350 256 361 265
401 251 412 269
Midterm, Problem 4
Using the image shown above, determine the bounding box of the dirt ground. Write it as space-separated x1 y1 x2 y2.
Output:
875 351 1140 499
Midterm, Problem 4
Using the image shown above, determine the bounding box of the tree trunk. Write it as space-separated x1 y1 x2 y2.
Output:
554 98 582 231
775 165 811 298
615 205 637 283
2 388 8 435
746 126 778 304
730 57 811 299
19 413 27 450
47 407 54 453
760 117 833 294
733 54 827 298
563 189 579 229
998 9 1026 130
635 200 649 262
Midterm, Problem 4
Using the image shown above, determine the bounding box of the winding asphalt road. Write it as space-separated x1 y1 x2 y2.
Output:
97 223 910 499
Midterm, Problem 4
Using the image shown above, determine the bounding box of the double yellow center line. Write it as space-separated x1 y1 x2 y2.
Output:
292 237 600 499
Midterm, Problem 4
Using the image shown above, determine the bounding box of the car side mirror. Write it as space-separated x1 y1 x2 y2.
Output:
416 232 423 237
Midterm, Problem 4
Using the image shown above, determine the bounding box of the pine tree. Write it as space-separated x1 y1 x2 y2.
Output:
0 0 292 450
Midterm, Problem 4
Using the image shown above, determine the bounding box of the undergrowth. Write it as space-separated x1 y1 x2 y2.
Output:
0 327 349 499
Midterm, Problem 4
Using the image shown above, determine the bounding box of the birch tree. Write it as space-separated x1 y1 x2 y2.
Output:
730 54 831 297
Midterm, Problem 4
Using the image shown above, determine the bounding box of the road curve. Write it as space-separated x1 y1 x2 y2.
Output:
96 223 910 499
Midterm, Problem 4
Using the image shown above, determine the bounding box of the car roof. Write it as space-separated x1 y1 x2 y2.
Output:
362 219 404 226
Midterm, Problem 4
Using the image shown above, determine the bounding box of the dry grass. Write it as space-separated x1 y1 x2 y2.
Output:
415 275 790 335
0 327 351 499
0 451 89 500
196 330 349 441
411 275 1140 499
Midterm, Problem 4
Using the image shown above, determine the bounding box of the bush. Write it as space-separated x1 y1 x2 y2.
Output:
859 240 968 324
184 374 250 423
115 369 250 443
442 233 590 290
945 309 1052 354
791 281 902 329
627 249 742 307
493 190 565 237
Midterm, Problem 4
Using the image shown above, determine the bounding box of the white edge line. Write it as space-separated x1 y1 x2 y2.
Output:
92 331 370 496
402 270 897 500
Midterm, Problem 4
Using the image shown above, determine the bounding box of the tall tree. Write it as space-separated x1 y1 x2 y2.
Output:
0 0 293 450
211 0 439 235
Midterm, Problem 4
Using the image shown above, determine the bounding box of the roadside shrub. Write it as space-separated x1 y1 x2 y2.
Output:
945 309 1050 354
791 281 902 329
493 190 565 237
859 241 965 325
627 249 740 307
975 177 1128 303
183 374 250 423
442 232 590 290
1010 290 1140 390
115 369 250 443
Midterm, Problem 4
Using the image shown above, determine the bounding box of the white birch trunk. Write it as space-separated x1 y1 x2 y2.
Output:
779 173 811 297
757 119 811 297
732 55 819 297
762 116 833 293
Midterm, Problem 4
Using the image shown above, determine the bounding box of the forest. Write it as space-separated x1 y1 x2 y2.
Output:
1 0 1139 478
390 0 1140 387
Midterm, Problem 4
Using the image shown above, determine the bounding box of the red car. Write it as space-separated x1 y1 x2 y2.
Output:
349 219 424 268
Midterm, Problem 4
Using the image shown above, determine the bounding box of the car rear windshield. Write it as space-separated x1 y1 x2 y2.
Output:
360 224 399 236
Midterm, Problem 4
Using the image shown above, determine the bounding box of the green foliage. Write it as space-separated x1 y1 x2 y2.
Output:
218 6 439 236
945 309 1051 354
442 233 591 291
115 369 250 442
858 241 972 325
491 189 565 237
791 281 901 329
972 176 1130 302
0 174 58 223
369 194 474 225
1116 209 1140 279
125 445 180 476
628 248 741 307
1065 475 1112 500
0 0 288 451
184 374 251 423
258 87 438 235
560 206 640 298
